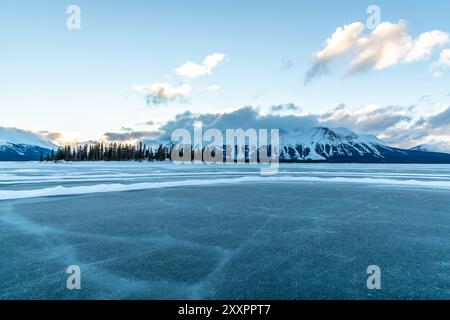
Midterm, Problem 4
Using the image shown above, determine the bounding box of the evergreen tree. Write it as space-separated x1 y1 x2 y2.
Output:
46 141 170 162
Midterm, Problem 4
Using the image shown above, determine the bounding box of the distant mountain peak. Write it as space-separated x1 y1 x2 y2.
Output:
0 127 57 150
279 127 384 161
410 144 431 152
0 127 56 161
279 127 450 163
410 143 450 154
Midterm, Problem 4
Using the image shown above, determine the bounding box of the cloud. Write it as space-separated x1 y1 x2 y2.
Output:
270 103 300 112
320 104 414 134
37 131 99 147
316 23 366 62
418 95 432 103
157 106 319 142
320 103 347 118
137 121 155 127
431 71 444 79
430 49 450 77
349 21 413 73
175 53 226 79
405 30 449 62
197 85 221 92
206 85 221 91
335 103 347 110
280 58 294 70
428 106 450 128
306 21 449 82
102 131 161 143
317 104 450 151
305 22 366 83
377 106 450 149
134 53 225 106
39 131 64 144
438 49 450 67
19 103 450 152
154 104 421 147
133 83 191 106
414 140 450 153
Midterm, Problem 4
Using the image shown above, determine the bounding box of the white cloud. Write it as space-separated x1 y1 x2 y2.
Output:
320 104 414 134
405 30 449 62
306 20 450 82
429 49 450 77
419 139 450 153
205 85 221 91
436 48 450 67
101 103 450 152
431 70 444 79
350 21 413 72
175 53 226 78
195 85 221 92
316 22 366 62
133 83 192 106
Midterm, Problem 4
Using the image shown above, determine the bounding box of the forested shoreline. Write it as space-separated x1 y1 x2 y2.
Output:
40 142 272 163
41 142 170 162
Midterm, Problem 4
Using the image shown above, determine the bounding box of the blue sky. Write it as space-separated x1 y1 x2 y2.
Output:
1 0 450 148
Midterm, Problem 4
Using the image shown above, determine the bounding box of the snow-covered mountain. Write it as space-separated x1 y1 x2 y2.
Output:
2 125 450 163
0 127 57 161
280 127 383 161
172 126 450 164
410 143 450 154
279 127 450 163
410 144 432 152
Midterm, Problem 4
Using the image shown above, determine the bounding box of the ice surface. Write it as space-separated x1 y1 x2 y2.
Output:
1 162 450 299
2 162 450 200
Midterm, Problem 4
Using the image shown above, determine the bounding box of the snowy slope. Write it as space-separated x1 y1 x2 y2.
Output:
279 127 450 163
171 126 450 163
279 127 385 161
410 143 450 154
0 127 56 149
0 127 57 161
410 144 431 152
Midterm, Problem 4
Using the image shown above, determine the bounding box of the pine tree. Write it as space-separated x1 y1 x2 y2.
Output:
155 144 165 161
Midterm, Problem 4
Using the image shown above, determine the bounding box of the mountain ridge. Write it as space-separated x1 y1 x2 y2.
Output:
0 127 56 161
2 125 450 163
278 127 450 163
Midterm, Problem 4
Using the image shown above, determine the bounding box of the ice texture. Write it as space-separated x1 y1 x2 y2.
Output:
1 162 450 299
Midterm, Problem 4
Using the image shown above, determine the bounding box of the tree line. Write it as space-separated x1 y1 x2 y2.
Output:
40 143 276 163
41 142 170 162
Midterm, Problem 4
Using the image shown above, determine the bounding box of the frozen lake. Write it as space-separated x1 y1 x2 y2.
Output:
1 162 450 299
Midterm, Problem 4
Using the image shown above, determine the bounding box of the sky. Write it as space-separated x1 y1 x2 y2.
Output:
1 0 450 150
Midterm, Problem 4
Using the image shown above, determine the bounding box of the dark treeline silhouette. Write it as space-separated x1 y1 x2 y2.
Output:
43 143 278 163
44 142 170 162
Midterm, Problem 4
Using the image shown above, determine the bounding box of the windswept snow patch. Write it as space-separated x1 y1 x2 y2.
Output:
2 175 450 201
